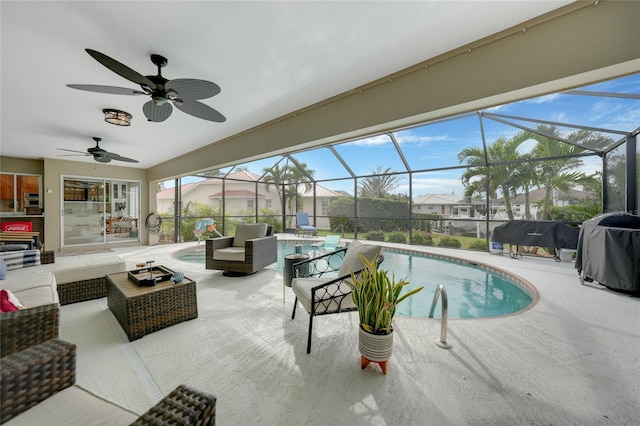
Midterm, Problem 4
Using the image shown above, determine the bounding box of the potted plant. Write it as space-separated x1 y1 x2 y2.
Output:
351 254 423 374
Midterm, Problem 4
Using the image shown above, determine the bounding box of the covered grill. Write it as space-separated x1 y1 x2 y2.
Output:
492 220 578 260
575 212 640 294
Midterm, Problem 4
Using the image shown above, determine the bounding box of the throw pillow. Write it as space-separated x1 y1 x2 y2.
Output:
232 223 268 247
338 240 382 277
0 289 26 313
0 258 7 280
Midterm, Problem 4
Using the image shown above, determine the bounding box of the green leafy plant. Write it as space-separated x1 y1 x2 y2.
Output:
468 239 487 251
438 236 461 248
386 231 406 243
412 232 433 246
366 230 385 241
351 254 423 335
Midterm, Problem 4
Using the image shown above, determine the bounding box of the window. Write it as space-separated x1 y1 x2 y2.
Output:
1 173 41 214
247 199 254 210
321 199 329 216
265 199 272 209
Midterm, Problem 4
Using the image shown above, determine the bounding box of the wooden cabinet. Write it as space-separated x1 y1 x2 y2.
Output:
1 173 41 213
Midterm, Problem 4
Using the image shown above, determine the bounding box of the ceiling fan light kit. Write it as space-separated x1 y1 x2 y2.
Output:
68 49 226 123
103 109 132 126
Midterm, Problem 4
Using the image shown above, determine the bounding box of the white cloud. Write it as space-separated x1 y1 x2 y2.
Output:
347 134 392 147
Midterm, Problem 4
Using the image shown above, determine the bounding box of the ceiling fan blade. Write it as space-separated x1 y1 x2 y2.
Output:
57 148 89 154
57 154 90 157
175 99 226 122
109 154 139 163
86 49 157 89
67 84 146 96
165 79 221 100
142 101 172 122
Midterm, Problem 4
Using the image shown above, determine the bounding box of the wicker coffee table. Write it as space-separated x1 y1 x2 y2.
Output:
106 269 198 341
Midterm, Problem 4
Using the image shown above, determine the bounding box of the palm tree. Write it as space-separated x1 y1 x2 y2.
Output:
262 163 289 212
261 160 315 225
529 125 587 219
458 133 528 220
511 155 538 219
358 166 402 198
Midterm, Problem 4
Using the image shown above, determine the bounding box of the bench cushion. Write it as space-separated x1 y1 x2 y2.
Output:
48 255 125 284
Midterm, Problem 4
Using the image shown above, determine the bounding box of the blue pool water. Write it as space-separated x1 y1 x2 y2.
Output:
175 242 534 319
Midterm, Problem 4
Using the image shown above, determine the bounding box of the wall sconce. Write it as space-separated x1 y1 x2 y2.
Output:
103 109 132 126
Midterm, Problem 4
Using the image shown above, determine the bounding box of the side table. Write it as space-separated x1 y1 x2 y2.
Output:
283 254 309 288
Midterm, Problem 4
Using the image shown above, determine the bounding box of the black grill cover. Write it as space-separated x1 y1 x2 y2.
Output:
575 213 640 293
492 220 578 249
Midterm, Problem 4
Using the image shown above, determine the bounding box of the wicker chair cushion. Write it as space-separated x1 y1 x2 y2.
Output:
232 223 268 247
9 283 59 308
4 385 139 425
292 277 356 314
212 247 246 261
337 240 382 277
1 271 56 293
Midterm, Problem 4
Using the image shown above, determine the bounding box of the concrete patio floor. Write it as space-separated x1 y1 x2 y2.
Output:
59 238 639 425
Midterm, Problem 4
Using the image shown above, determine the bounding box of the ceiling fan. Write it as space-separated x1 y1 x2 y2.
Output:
57 137 139 163
67 49 225 123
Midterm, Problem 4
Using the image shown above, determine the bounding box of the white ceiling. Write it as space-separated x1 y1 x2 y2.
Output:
1 1 572 169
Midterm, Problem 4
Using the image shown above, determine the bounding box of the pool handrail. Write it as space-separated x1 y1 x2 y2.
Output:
429 283 452 349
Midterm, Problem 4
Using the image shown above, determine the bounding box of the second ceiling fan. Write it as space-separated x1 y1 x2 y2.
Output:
68 49 225 123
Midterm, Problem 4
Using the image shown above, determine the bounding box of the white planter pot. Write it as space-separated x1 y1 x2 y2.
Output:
359 327 394 362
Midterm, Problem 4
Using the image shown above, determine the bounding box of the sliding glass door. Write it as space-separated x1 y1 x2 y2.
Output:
62 176 140 247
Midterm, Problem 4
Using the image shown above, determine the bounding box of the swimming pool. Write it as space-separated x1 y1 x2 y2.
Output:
174 241 536 319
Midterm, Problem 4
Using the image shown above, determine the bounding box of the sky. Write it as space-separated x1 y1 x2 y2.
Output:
176 72 639 197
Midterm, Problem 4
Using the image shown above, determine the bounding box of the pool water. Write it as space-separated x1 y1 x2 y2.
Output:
176 242 534 319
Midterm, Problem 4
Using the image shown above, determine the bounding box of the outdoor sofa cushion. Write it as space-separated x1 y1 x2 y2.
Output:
4 385 139 425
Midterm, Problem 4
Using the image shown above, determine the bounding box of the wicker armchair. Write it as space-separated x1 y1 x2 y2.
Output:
291 241 383 353
0 303 59 358
205 224 277 276
0 339 217 425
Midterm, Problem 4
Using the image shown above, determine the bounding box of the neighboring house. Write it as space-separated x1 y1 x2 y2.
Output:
412 194 485 218
156 170 343 230
156 170 278 215
497 188 593 219
297 185 345 230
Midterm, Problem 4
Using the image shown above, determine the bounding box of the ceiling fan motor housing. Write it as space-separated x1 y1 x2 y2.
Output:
68 49 225 123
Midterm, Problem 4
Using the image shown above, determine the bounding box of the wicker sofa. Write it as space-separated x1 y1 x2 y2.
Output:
0 338 217 425
205 223 277 276
1 250 126 306
1 250 127 358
